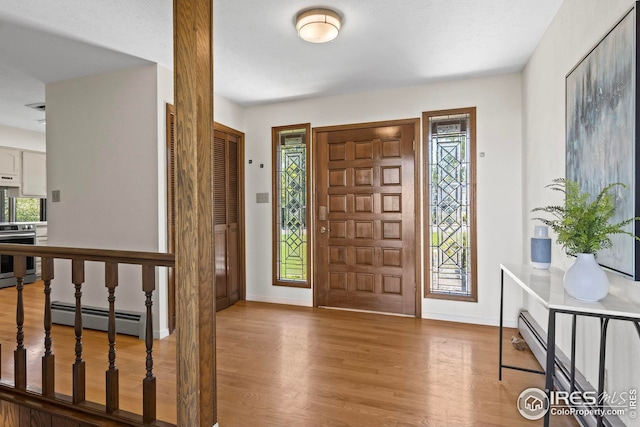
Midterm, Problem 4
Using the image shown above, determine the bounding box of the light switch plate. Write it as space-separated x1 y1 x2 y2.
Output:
51 190 61 202
256 192 269 203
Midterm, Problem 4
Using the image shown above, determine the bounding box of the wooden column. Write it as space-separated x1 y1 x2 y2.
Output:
174 1 216 426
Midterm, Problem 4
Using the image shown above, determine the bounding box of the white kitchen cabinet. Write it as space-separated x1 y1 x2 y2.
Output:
7 151 46 198
0 148 21 187
21 151 46 197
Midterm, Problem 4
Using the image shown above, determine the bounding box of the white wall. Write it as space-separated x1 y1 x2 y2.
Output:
214 93 245 131
46 63 171 337
522 1 640 424
0 124 45 152
244 73 524 325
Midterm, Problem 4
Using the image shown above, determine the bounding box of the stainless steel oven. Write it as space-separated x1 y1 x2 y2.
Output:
0 223 36 288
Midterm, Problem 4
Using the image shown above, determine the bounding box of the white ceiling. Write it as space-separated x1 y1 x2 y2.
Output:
0 0 564 133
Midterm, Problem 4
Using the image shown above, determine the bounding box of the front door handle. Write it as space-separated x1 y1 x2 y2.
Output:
320 226 327 234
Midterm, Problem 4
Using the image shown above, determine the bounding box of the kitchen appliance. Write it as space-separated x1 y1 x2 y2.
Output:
0 223 36 288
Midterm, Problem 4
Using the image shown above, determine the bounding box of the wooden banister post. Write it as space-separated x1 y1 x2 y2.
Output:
14 255 27 390
72 258 86 404
174 0 217 426
105 262 119 413
141 264 156 424
42 257 55 397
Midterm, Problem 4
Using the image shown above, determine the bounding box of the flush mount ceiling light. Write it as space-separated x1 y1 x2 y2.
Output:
296 8 342 43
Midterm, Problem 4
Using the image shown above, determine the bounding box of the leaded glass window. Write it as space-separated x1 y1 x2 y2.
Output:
272 124 310 287
424 108 477 301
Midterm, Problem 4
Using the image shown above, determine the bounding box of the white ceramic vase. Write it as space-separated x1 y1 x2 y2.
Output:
563 253 609 302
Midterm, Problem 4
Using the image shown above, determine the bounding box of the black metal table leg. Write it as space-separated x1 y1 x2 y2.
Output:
571 314 577 392
596 318 610 427
544 309 556 427
498 268 545 378
499 269 504 381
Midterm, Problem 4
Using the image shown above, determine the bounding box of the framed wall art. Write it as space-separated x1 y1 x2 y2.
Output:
566 3 640 279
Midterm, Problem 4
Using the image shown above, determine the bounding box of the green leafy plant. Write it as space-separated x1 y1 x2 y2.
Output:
532 178 639 256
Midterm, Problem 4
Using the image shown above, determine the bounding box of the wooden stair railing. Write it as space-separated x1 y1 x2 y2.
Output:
0 243 175 427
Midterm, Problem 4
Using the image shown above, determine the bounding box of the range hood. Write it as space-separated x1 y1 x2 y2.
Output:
0 176 20 187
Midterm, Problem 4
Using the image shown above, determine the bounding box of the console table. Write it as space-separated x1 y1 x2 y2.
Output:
499 263 640 427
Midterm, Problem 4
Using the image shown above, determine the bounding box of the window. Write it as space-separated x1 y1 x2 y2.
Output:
423 108 477 301
0 189 46 222
15 198 43 222
272 124 311 288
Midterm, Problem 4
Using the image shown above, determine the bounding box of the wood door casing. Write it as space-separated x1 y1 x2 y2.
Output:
313 119 420 316
166 103 176 332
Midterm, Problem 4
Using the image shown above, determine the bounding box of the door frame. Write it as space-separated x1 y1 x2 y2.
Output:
166 103 176 332
311 118 422 317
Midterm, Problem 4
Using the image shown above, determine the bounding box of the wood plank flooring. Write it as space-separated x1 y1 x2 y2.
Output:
0 282 577 426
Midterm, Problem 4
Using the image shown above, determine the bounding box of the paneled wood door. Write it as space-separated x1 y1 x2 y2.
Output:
314 120 419 316
213 124 243 311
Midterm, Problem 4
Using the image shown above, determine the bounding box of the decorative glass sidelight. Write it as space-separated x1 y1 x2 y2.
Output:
273 125 310 286
426 110 476 300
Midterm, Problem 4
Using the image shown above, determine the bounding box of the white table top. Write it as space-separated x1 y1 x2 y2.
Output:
501 263 640 319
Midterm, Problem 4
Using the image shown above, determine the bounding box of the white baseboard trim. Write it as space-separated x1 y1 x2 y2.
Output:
154 328 170 339
245 297 518 327
422 312 518 328
319 305 413 317
246 295 313 307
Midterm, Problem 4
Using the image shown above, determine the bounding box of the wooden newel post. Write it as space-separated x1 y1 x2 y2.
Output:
71 258 85 403
42 257 55 397
174 0 217 426
14 255 27 390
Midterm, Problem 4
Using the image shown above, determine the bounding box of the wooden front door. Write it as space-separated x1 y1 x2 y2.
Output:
314 120 419 316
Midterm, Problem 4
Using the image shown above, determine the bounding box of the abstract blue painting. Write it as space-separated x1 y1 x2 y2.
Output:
566 7 637 278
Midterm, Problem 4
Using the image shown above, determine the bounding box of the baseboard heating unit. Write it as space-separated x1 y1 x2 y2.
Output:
518 311 625 427
51 301 145 340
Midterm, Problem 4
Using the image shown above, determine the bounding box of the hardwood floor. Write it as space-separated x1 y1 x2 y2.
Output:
0 282 577 426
